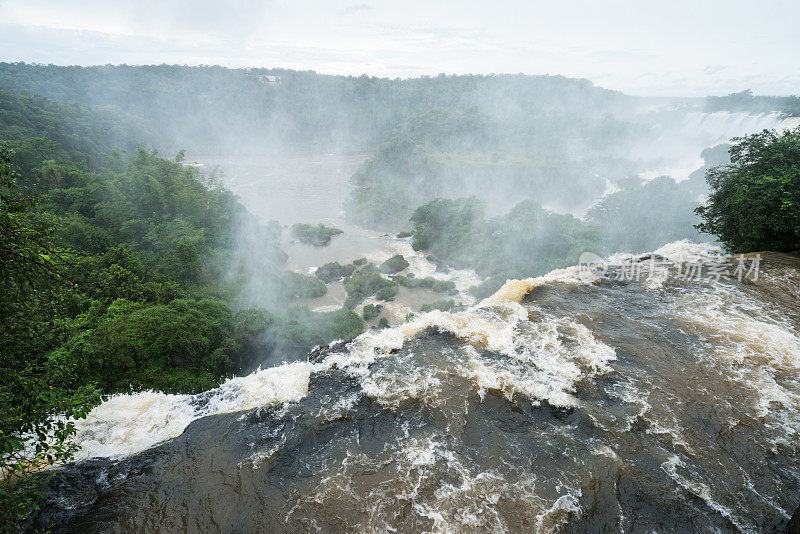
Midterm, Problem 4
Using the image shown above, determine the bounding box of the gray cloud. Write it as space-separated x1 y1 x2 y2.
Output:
0 0 798 96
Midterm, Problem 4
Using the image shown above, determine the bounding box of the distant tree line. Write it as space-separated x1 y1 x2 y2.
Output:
705 89 800 116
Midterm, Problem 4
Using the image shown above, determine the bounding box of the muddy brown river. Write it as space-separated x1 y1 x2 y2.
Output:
26 243 800 533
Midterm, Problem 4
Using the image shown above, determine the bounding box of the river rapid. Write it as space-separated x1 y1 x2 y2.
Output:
27 242 800 533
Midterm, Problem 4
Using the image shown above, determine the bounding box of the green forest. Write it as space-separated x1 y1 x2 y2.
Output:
0 63 631 154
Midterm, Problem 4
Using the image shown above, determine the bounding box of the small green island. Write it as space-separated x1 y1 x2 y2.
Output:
291 223 344 246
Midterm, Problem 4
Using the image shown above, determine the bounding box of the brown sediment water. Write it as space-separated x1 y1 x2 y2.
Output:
27 243 800 533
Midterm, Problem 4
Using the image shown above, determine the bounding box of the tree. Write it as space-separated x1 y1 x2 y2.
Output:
695 128 800 253
0 143 99 531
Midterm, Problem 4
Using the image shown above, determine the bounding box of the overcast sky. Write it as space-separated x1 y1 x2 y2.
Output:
1 0 798 96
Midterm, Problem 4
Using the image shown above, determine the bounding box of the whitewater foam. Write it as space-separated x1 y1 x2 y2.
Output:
73 361 313 460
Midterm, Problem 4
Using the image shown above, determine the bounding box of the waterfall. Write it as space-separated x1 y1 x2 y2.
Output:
636 110 786 182
680 111 784 144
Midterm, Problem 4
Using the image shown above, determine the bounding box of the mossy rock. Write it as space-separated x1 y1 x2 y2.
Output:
393 275 455 294
291 223 343 246
375 285 398 301
362 304 380 321
380 254 409 274
420 299 456 313
343 263 398 307
316 262 356 283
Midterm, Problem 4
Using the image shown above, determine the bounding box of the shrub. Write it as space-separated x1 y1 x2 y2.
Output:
468 274 511 300
393 275 456 294
411 197 600 278
291 223 343 246
375 285 398 301
266 307 364 358
431 279 457 294
380 254 409 274
362 303 381 320
696 128 800 252
75 298 235 393
420 299 457 312
343 264 397 308
315 261 356 283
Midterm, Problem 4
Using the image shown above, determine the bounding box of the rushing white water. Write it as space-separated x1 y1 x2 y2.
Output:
71 241 799 470
70 246 605 460
73 362 314 460
44 241 800 533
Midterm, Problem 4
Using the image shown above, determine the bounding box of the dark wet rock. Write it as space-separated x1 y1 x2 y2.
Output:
633 253 669 263
629 414 651 432
26 364 423 533
470 389 575 434
308 339 351 362
25 256 800 533
788 503 800 534
520 284 550 303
